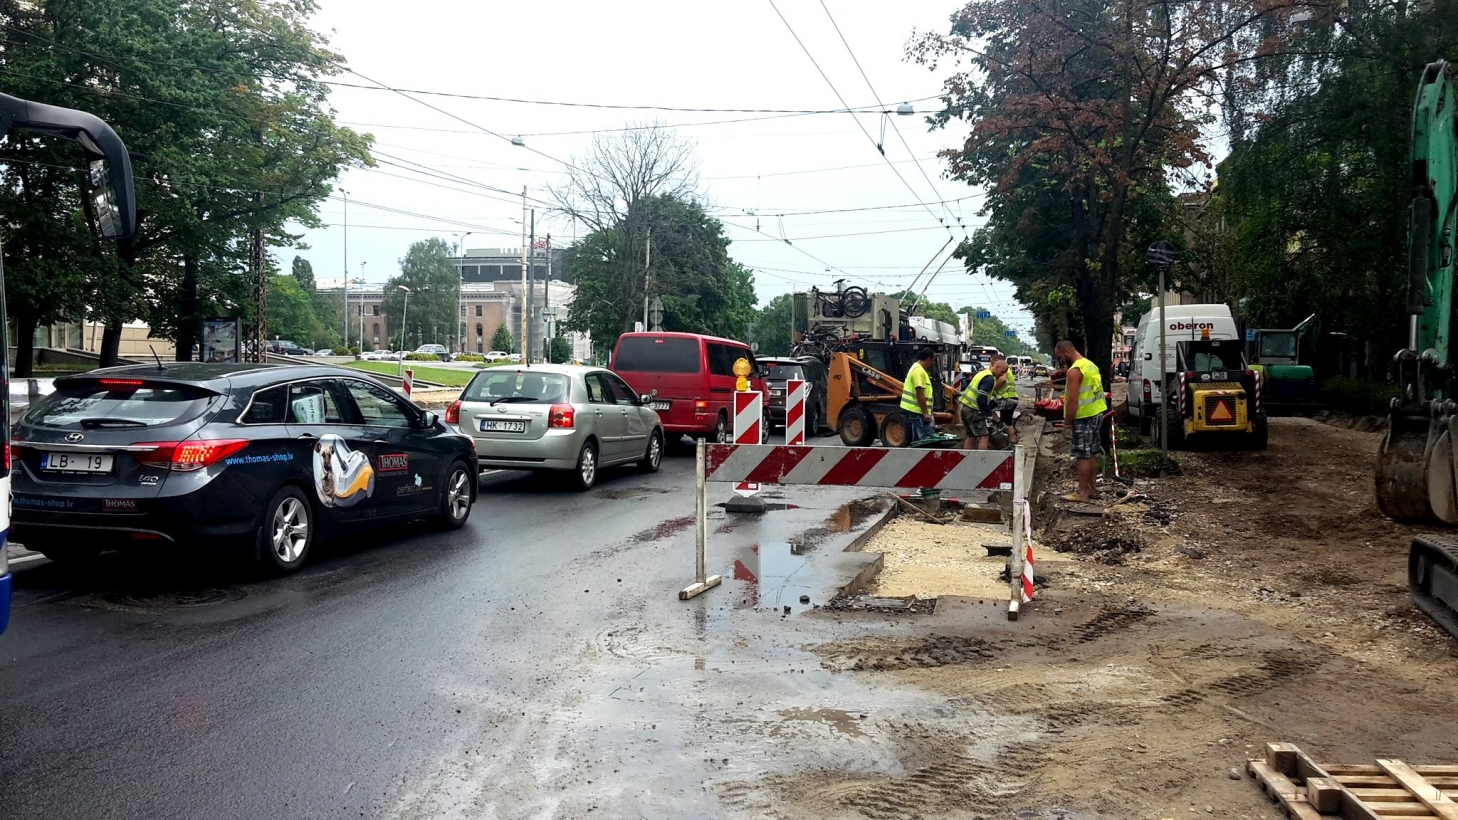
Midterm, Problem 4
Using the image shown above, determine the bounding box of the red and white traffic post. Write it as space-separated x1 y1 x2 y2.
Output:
731 390 762 497
784 379 807 446
403 368 414 399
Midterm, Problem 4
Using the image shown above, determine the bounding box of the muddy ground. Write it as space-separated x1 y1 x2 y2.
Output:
747 414 1458 820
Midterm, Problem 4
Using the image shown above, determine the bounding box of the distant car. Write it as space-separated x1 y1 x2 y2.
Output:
761 356 830 435
507 353 523 363
484 351 508 362
266 340 305 356
414 344 451 362
1033 363 1050 378
447 364 663 491
313 349 336 357
10 363 477 573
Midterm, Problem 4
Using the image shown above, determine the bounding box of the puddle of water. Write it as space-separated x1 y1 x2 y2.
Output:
775 707 866 738
732 542 820 612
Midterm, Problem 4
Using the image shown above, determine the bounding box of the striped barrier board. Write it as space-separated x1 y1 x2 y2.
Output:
785 379 806 446
403 368 414 399
732 391 762 497
705 444 1014 491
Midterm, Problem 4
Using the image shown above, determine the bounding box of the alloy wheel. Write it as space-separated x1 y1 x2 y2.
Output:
447 468 471 520
580 445 597 487
272 497 309 564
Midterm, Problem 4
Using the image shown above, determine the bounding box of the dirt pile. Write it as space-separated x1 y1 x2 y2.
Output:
1045 524 1145 564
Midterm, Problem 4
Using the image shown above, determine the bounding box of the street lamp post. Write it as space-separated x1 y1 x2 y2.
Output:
397 285 412 376
456 231 474 354
341 188 349 350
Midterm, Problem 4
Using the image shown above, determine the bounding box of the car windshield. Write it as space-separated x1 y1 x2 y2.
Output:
614 336 699 373
463 371 570 404
24 380 213 429
764 364 804 381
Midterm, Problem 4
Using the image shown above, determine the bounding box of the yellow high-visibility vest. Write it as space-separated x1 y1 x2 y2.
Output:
1067 358 1107 419
901 362 932 413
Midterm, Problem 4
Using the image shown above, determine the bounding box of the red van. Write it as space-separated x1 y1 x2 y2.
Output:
611 332 767 442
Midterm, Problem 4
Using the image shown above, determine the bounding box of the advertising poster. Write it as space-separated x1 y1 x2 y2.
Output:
201 318 240 363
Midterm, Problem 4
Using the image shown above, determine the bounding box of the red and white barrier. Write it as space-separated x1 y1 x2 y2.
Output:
785 379 807 446
1015 498 1035 604
706 444 1014 491
732 391 762 497
403 368 414 399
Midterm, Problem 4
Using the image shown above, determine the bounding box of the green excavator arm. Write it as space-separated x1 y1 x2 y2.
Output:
1374 61 1458 640
1376 60 1458 525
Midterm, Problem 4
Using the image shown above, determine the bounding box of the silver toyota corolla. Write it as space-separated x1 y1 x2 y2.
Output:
446 364 664 490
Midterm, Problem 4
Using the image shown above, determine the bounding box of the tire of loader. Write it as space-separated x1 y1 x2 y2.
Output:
1157 406 1186 451
838 405 877 447
1251 413 1269 451
881 412 911 447
1409 536 1458 639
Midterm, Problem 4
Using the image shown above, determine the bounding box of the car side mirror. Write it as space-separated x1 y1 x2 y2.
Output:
639 388 657 404
419 411 438 429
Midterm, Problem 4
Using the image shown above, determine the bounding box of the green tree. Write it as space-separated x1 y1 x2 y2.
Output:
563 195 756 347
0 0 371 365
912 0 1297 373
382 239 460 350
265 274 319 345
753 294 796 357
490 323 515 354
291 256 316 291
547 336 573 364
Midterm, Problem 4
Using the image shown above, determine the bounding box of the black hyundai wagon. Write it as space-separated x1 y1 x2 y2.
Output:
11 363 478 573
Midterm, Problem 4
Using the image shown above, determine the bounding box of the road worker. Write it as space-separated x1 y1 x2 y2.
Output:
1055 340 1107 502
900 347 937 443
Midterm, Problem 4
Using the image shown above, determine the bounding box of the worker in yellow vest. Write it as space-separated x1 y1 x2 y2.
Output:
957 354 1009 450
1055 340 1107 502
991 368 1020 445
900 348 938 443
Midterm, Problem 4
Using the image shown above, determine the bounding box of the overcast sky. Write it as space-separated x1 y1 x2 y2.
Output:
287 0 1035 337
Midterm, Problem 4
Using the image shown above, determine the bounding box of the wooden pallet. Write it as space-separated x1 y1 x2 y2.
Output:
1249 742 1458 820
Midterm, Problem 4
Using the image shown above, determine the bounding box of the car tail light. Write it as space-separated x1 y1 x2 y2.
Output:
694 400 709 409
445 400 462 425
549 404 575 429
2 438 8 474
99 378 146 388
135 439 249 472
1142 379 1152 402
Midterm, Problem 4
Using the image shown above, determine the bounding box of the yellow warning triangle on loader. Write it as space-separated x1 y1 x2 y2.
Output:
1210 399 1234 422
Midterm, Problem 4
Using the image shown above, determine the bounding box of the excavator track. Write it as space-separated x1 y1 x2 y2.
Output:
1410 537 1458 639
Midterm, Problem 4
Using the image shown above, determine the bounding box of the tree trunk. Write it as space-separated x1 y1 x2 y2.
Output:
13 312 36 378
100 319 122 367
176 255 199 361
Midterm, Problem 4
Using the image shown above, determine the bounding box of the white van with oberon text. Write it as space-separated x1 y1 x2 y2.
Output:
1125 303 1239 434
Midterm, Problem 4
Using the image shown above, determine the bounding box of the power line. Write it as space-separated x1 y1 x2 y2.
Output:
729 224 951 242
764 0 952 234
817 0 957 230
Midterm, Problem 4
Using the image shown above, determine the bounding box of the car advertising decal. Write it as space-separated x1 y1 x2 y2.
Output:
397 473 432 496
312 434 375 508
378 453 409 473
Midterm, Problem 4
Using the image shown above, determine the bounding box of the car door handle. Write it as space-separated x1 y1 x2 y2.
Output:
296 433 317 440
373 439 390 445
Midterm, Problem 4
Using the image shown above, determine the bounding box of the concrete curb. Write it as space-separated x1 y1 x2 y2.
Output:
834 499 897 598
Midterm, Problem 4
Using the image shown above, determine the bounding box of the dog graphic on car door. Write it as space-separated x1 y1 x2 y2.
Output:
312 434 375 508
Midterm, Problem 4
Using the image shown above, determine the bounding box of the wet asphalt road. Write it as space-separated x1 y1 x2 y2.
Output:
0 433 880 819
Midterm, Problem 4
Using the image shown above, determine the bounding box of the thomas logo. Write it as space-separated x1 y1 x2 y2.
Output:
378 453 409 473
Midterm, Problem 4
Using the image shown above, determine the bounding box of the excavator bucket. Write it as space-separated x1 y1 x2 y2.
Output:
1375 416 1454 524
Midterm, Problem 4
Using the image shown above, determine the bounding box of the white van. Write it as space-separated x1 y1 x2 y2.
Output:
1125 303 1239 433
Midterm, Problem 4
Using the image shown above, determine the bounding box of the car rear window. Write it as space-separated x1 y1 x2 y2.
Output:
24 380 214 429
765 364 804 381
463 371 570 403
614 337 700 373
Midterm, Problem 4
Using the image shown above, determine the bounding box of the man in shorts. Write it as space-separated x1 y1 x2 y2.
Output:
1055 340 1108 501
958 355 1009 450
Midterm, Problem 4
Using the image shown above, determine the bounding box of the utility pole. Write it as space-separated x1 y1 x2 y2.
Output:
1147 241 1177 460
359 261 367 350
643 228 652 329
249 128 266 363
341 188 349 351
519 186 528 356
543 233 552 362
527 208 536 364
